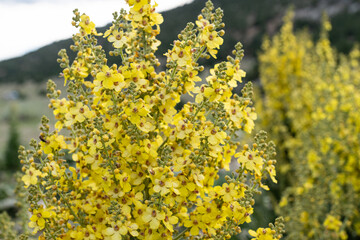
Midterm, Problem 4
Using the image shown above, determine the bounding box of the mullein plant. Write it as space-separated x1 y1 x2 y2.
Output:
258 11 360 239
0 173 30 240
18 0 283 239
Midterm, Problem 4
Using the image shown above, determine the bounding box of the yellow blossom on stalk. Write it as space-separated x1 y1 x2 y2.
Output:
103 220 139 239
169 45 192 67
22 166 43 187
225 99 244 128
108 29 127 48
224 61 246 85
243 107 257 133
204 125 227 145
221 144 235 170
125 101 150 125
19 1 282 239
117 172 132 192
236 149 264 175
196 17 223 58
203 82 224 102
323 215 342 231
95 65 125 90
216 182 244 202
40 133 67 154
142 207 165 230
128 0 148 12
65 101 95 126
52 98 69 118
184 214 207 236
202 30 223 58
79 14 96 35
249 228 277 240
29 206 55 233
162 211 178 232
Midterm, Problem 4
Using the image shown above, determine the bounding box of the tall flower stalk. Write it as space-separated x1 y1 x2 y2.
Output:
19 1 283 239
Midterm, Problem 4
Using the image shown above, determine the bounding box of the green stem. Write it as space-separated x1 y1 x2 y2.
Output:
194 46 206 63
120 49 125 63
142 29 148 59
192 101 205 121
173 227 188 240
45 224 57 240
157 137 168 154
37 184 49 209
170 63 178 81
58 191 84 227
100 136 118 184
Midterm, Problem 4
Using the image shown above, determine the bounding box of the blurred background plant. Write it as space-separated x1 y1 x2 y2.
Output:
256 11 360 239
4 104 21 172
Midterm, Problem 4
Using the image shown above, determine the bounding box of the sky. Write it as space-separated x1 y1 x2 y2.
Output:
0 0 194 61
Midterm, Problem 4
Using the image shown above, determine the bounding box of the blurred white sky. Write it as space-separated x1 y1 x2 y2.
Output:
0 0 193 61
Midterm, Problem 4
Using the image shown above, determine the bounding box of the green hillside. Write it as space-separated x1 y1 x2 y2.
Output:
0 0 359 83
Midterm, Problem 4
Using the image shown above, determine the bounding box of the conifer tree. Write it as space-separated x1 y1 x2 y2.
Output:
4 104 21 171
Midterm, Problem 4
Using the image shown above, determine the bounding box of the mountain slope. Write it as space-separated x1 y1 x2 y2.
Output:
0 0 359 83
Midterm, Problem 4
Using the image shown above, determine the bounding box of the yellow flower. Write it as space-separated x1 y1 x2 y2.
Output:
224 62 246 86
196 18 223 58
175 119 193 139
204 126 227 145
243 107 257 133
95 65 125 90
137 117 156 133
79 14 96 35
169 45 192 67
142 207 165 229
73 61 89 79
216 182 244 202
184 214 206 236
123 220 139 237
124 63 149 92
116 172 132 193
125 101 150 125
104 115 123 138
40 134 67 154
222 144 235 170
128 0 148 12
249 228 276 240
266 164 277 183
158 104 177 124
323 215 342 231
177 174 196 197
202 30 223 58
236 150 264 175
87 135 104 156
108 29 127 48
153 175 179 196
29 206 54 233
224 99 244 128
197 200 220 222
103 220 128 239
22 166 43 188
65 102 95 126
52 98 69 116
162 211 178 232
203 82 223 102
149 11 163 25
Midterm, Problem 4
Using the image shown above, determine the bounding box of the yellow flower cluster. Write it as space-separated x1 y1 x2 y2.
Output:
249 228 276 240
20 1 282 239
258 11 360 239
